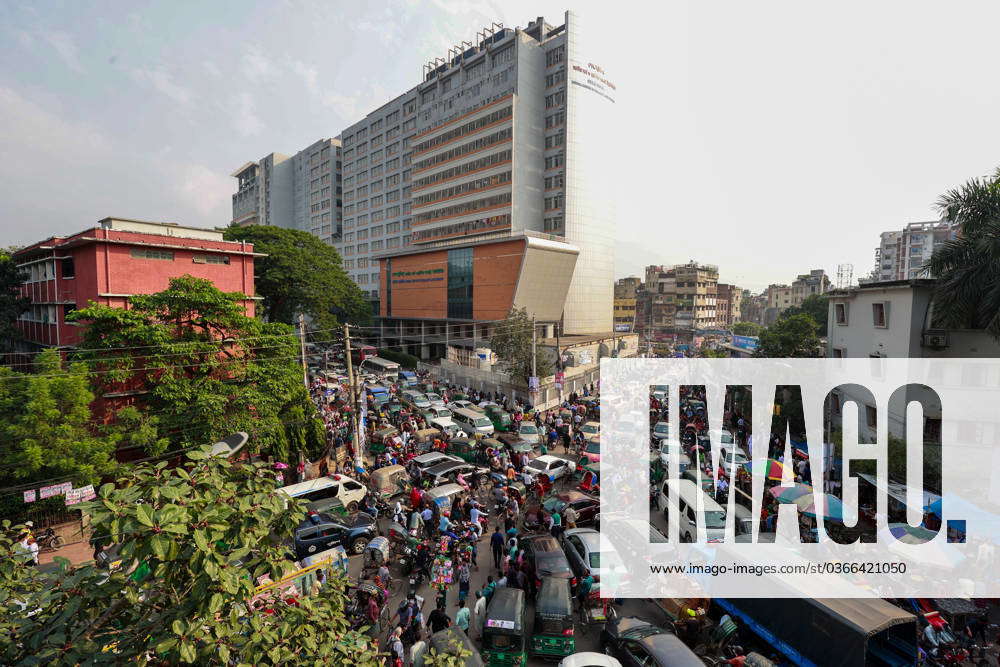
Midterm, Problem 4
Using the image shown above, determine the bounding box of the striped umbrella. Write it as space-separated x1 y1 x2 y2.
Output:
742 458 786 481
769 483 813 503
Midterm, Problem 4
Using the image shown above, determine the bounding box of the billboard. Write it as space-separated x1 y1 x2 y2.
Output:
732 335 760 351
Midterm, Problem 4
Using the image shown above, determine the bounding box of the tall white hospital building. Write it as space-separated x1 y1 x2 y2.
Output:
231 11 616 335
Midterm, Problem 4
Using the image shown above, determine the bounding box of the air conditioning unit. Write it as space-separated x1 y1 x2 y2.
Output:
921 330 949 349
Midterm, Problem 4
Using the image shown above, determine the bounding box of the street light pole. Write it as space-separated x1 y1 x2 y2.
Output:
343 324 363 471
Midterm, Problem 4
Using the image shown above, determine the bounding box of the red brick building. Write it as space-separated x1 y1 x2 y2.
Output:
13 218 260 352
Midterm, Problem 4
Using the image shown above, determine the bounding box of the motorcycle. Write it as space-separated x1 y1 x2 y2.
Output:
37 527 64 552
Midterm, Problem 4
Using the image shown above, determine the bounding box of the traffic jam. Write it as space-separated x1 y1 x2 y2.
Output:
271 347 998 666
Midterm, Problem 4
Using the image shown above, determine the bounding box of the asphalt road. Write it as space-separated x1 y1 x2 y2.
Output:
345 452 678 664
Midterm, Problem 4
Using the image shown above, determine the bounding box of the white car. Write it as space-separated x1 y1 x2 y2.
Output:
424 392 446 408
278 474 368 512
720 445 749 467
525 455 576 480
559 653 623 667
580 421 601 443
411 452 462 473
517 422 543 445
651 421 670 442
720 429 735 445
450 399 474 410
656 441 691 471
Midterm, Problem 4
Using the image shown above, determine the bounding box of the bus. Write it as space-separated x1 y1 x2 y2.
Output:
360 356 400 381
351 345 377 365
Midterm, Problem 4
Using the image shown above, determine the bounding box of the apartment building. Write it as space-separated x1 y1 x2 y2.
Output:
12 218 259 352
230 139 343 245
673 261 718 331
613 276 641 332
715 283 742 329
871 220 959 282
790 269 830 305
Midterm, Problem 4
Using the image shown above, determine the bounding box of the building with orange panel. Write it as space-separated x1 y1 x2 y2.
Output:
377 232 578 360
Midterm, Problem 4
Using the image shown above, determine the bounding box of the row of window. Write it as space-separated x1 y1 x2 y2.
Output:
543 215 564 233
833 302 890 328
413 191 511 224
544 153 565 170
545 70 565 87
544 194 564 211
544 131 565 149
410 213 510 243
544 174 565 189
413 170 512 207
412 149 511 191
413 127 512 172
546 110 565 128
412 105 512 154
546 45 565 67
545 90 566 108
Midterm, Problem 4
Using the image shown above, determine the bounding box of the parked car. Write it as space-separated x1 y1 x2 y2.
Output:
600 617 703 667
411 452 462 473
580 421 600 443
559 528 627 584
420 461 489 488
559 653 623 667
522 534 574 589
720 445 749 467
540 491 600 526
424 392 446 407
525 455 576 481
651 421 670 443
293 511 376 558
518 422 543 445
278 475 368 512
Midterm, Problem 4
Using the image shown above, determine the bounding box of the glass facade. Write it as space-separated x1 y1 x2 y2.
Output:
447 247 473 319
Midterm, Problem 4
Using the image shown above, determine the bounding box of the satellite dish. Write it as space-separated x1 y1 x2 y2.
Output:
210 432 249 458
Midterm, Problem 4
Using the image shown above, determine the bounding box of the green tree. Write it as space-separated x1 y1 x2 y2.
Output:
732 321 761 337
925 166 1000 338
222 225 370 331
70 276 324 460
0 348 117 485
756 313 822 358
0 449 382 665
0 248 29 351
489 307 553 384
780 294 828 336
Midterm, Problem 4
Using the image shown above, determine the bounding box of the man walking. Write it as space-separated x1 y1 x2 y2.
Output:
490 527 505 569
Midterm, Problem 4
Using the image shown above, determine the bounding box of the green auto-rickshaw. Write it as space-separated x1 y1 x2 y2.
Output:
484 405 512 432
529 576 575 658
481 587 526 665
447 436 479 463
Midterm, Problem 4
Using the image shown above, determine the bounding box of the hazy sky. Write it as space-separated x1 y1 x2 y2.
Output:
2 1 998 291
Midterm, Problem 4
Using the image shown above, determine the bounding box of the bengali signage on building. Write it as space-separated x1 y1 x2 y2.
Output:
732 335 760 351
569 60 617 104
391 268 444 284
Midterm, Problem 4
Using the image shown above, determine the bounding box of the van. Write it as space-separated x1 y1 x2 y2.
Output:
659 478 727 542
451 407 495 435
278 475 368 513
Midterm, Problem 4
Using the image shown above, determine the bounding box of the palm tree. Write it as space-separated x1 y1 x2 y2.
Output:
924 167 1000 338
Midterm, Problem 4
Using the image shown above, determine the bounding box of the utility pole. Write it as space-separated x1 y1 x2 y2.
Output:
297 313 308 388
531 316 537 380
343 324 363 471
555 314 563 404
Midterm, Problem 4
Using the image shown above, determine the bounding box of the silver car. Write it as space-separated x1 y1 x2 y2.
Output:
517 422 543 445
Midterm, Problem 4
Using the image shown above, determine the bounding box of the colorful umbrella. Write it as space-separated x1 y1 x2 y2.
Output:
742 458 786 481
769 483 813 503
881 523 939 545
796 493 848 521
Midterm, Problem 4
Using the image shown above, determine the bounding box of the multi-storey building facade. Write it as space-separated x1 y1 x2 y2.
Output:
613 276 641 332
790 269 830 305
871 220 959 282
230 139 342 246
13 218 259 352
373 11 616 338
231 11 615 337
673 261 718 331
715 283 742 329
